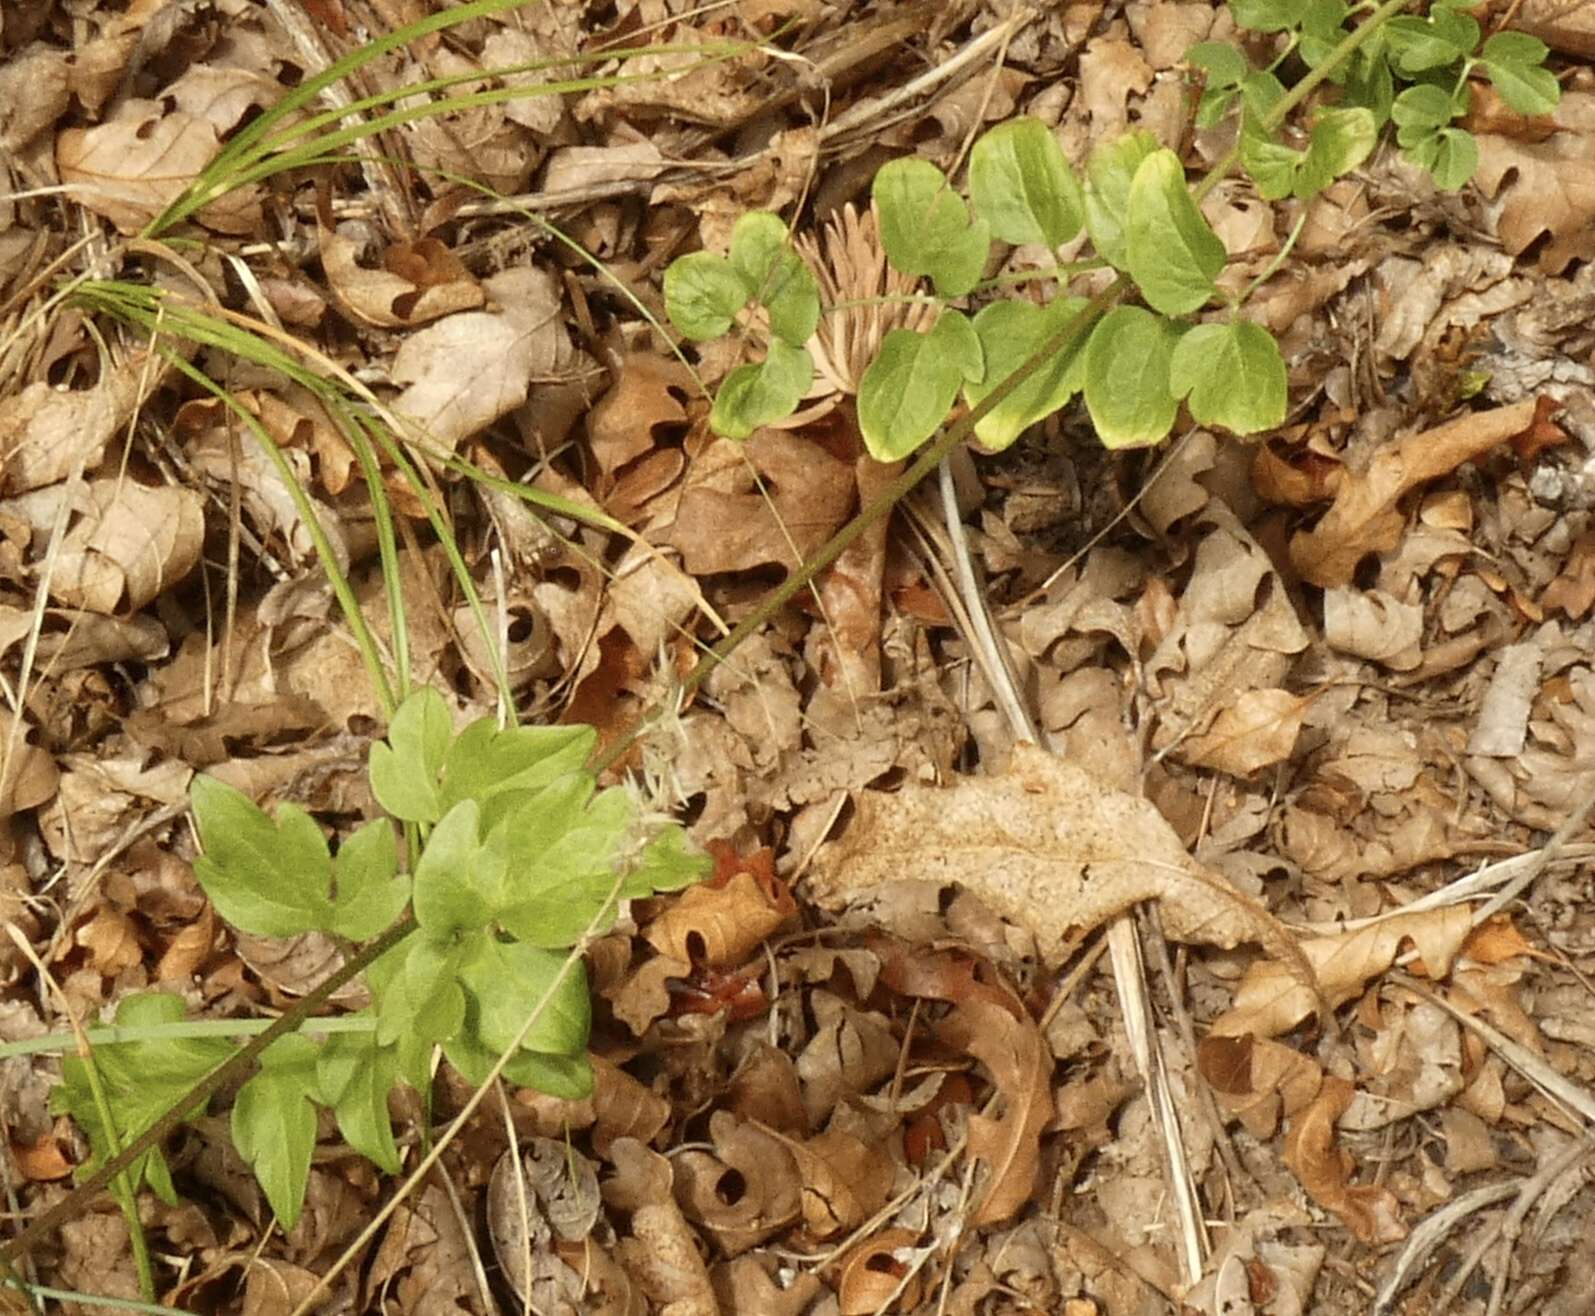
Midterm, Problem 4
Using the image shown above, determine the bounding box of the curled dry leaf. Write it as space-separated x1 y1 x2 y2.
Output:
604 1139 718 1316
1282 1076 1406 1245
1210 905 1474 1039
34 480 205 614
809 744 1323 1015
0 712 59 823
939 1000 1053 1226
673 1112 802 1255
773 1126 894 1239
0 354 157 495
318 225 485 329
644 870 797 967
487 1137 602 1305
837 1228 925 1315
1288 398 1539 587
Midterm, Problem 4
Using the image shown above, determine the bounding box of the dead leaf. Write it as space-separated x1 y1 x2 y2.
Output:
319 224 485 328
836 1228 925 1315
940 1000 1053 1226
644 870 797 966
1474 91 1595 275
58 104 261 234
1211 905 1473 1038
1282 1076 1406 1244
605 1138 718 1316
1289 399 1540 586
0 355 161 495
673 1112 802 1254
809 744 1323 1013
1180 688 1313 775
1198 1033 1322 1140
781 1126 894 1238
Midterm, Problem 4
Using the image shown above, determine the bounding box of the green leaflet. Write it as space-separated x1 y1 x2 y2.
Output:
857 311 983 461
1082 306 1180 449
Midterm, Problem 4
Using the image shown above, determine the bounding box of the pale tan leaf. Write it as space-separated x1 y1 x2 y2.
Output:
809 744 1322 1010
1198 1033 1323 1140
318 225 484 328
57 107 260 234
1180 688 1312 775
1211 905 1474 1038
0 356 158 495
644 870 797 967
780 1127 893 1238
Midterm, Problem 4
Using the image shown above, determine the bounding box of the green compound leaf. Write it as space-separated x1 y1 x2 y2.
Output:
231 1032 320 1230
1480 32 1560 116
1296 106 1377 198
368 685 451 823
412 799 493 936
621 825 714 899
317 1027 401 1175
1125 149 1226 316
1082 306 1179 449
1186 41 1249 88
1240 125 1304 201
1230 0 1309 33
663 250 751 341
962 297 1089 452
1083 130 1160 270
373 932 466 1054
1169 321 1287 434
191 775 344 938
1299 0 1353 68
857 311 983 462
50 992 232 1205
1404 125 1479 190
873 156 991 296
1385 10 1477 73
710 337 813 439
969 118 1084 249
327 818 407 941
728 212 821 347
1391 83 1459 135
493 782 635 948
444 941 592 1096
438 718 596 825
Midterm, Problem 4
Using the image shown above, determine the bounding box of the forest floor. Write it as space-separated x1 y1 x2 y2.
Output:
3 0 1595 1313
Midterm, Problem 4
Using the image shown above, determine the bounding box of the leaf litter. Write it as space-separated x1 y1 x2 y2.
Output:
4 0 1595 1314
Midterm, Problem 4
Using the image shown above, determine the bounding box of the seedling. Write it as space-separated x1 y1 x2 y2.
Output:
664 0 1558 460
51 688 708 1229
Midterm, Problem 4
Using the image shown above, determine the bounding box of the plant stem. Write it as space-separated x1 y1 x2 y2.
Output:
0 918 415 1268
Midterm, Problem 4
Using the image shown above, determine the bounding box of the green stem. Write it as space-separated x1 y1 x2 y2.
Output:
1195 0 1415 204
0 918 415 1268
1234 205 1309 308
0 1016 377 1062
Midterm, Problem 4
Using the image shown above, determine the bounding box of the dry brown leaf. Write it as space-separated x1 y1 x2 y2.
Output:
1542 530 1595 619
1179 688 1313 775
939 1000 1053 1226
9 1128 74 1182
1282 1077 1406 1245
780 1127 894 1239
1198 1033 1323 1140
1474 91 1595 274
664 429 856 575
809 744 1322 1012
390 266 571 457
1211 905 1473 1038
673 1113 802 1255
605 1139 719 1316
1289 399 1540 586
58 105 260 234
644 870 797 966
836 1228 925 1315
0 355 158 495
710 1256 825 1316
318 225 484 328
795 995 900 1127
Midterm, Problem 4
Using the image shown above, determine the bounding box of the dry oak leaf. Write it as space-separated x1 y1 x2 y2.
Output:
1197 1032 1323 1140
939 1000 1053 1226
1288 398 1540 587
0 354 158 496
777 1126 894 1239
837 1228 926 1315
1210 904 1473 1039
1474 91 1595 275
604 1138 718 1316
1282 1076 1406 1244
808 743 1323 1011
672 1112 802 1255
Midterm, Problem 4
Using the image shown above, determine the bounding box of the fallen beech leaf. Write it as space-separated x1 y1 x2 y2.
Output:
1211 905 1473 1038
35 480 205 614
1282 1077 1406 1244
939 1000 1052 1226
645 870 796 966
1289 399 1539 587
1180 688 1313 775
809 744 1322 1012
